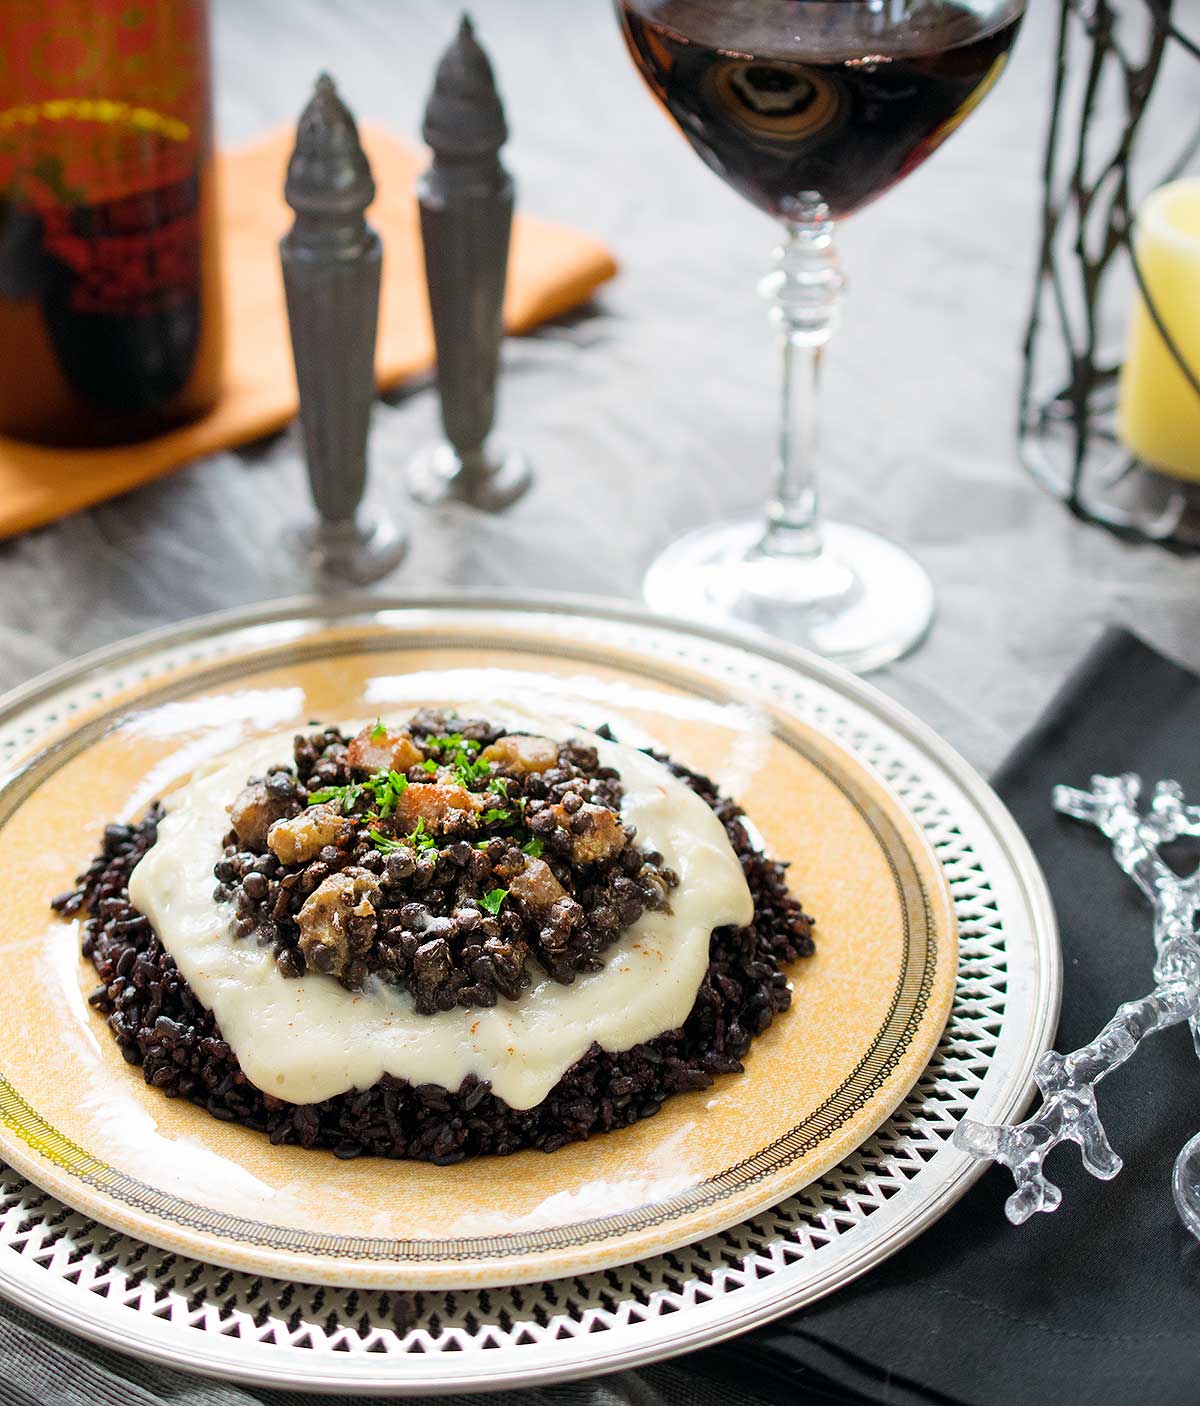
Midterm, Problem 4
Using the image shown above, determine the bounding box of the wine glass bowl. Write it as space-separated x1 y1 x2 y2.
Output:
616 0 1025 671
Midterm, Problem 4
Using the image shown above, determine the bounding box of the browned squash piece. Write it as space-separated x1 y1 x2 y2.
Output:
508 856 568 915
296 868 381 978
480 734 559 775
549 802 628 865
393 782 487 835
228 782 299 850
345 724 424 776
267 804 355 864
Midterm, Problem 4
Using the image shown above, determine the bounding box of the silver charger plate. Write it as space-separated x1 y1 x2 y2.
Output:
0 593 1059 1395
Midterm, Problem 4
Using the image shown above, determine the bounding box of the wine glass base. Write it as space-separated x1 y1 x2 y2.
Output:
643 518 934 673
406 442 533 511
1173 1131 1200 1241
287 515 408 586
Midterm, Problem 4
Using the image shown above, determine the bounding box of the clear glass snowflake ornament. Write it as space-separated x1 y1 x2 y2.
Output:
953 774 1200 1236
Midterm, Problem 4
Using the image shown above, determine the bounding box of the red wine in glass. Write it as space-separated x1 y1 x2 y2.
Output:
617 0 1022 220
614 0 1025 670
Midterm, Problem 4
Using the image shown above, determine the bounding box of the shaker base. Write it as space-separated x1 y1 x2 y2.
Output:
288 514 408 586
406 442 532 511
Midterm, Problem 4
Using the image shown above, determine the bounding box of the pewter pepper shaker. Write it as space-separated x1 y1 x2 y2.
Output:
406 15 532 510
281 73 406 582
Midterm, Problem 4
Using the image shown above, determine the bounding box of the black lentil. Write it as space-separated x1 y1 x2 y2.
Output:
215 715 686 1013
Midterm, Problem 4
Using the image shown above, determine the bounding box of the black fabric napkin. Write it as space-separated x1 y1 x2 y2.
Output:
689 626 1200 1406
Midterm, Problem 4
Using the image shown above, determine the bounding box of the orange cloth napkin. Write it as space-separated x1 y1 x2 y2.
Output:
0 126 617 540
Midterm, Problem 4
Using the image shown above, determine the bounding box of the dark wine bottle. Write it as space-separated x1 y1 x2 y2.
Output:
0 0 223 447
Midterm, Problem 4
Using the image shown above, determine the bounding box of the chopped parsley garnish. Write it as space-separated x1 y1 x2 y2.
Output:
482 807 511 825
426 731 477 754
422 758 439 774
416 732 499 789
427 731 489 770
369 717 387 741
521 837 543 858
307 781 363 814
363 768 408 818
479 887 508 915
455 754 493 787
488 775 509 796
368 816 438 854
406 817 438 851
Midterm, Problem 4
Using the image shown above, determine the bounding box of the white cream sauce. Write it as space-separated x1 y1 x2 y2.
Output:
128 713 753 1111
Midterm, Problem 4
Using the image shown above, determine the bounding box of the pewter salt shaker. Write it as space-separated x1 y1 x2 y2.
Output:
406 15 532 510
281 73 406 582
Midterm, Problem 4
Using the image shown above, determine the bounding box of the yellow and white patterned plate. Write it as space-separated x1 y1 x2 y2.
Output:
0 596 965 1292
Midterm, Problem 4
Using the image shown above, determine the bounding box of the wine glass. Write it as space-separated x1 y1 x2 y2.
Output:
615 0 1025 671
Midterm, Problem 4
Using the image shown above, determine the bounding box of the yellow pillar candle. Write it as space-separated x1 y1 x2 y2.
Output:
1117 179 1200 481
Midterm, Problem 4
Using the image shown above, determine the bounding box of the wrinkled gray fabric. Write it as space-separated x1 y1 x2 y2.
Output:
0 0 1196 1400
0 1297 769 1406
3 0 1199 779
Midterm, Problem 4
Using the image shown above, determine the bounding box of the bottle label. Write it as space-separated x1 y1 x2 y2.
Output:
0 1 210 314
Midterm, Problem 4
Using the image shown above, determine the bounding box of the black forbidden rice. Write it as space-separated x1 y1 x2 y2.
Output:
52 749 815 1164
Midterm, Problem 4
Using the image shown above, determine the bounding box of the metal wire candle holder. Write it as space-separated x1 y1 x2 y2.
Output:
1019 0 1200 544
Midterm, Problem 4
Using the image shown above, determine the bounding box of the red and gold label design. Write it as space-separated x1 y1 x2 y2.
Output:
0 0 211 317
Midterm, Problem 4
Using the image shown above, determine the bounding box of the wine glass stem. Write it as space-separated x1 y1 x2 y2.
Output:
759 208 845 561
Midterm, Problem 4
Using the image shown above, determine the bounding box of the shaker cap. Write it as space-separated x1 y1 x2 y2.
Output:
422 14 508 159
285 73 375 216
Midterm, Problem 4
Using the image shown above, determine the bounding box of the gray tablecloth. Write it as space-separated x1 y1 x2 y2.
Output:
1 0 1198 1400
0 1295 763 1406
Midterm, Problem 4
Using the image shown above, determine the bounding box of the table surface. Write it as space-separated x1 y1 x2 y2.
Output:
1 0 1196 778
1 6 1196 1403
